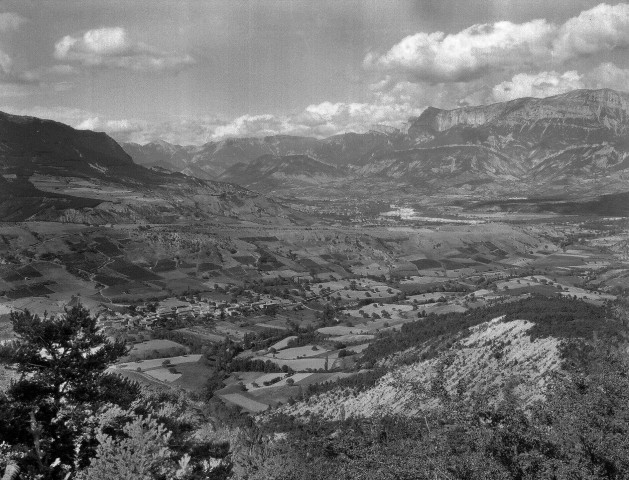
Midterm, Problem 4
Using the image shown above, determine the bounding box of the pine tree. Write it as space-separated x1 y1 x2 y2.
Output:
0 305 129 479
9 305 127 406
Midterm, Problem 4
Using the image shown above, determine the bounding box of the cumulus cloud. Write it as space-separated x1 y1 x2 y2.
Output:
365 19 555 83
54 27 195 73
297 101 422 134
492 70 585 102
209 100 425 141
211 114 291 139
365 3 629 84
552 3 629 61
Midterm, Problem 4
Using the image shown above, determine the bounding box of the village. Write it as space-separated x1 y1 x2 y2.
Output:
96 293 298 333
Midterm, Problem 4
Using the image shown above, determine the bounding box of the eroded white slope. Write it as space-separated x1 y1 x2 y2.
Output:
281 317 561 420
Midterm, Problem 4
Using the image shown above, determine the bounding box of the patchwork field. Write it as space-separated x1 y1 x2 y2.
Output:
2 217 628 422
272 345 332 360
124 339 189 360
115 354 202 371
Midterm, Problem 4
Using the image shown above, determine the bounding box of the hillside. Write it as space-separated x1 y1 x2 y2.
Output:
0 111 139 181
280 317 561 419
272 295 617 420
0 111 301 224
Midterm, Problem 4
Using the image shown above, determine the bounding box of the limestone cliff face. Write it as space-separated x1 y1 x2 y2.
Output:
411 104 502 132
409 89 629 135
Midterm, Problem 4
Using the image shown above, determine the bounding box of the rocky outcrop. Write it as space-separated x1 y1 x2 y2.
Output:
409 89 629 135
278 317 562 420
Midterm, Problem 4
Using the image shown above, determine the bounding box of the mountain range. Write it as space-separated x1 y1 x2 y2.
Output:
123 88 629 199
1 88 629 224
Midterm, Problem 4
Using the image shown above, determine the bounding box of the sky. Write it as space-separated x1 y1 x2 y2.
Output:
1 0 629 145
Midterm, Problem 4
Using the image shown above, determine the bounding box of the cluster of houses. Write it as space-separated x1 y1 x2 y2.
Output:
96 294 297 332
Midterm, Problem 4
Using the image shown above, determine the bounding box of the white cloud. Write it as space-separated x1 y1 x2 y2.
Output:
492 70 585 102
209 100 425 141
211 114 285 139
365 3 629 84
552 3 629 61
365 19 555 83
301 100 423 133
75 117 143 134
54 27 195 73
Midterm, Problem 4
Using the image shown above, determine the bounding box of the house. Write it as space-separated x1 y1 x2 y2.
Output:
176 306 195 316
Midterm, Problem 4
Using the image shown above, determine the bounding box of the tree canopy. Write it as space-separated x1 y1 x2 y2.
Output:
0 306 134 479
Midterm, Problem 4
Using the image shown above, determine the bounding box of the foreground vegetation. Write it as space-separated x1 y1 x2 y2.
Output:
246 340 629 479
1 298 629 479
0 306 232 480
